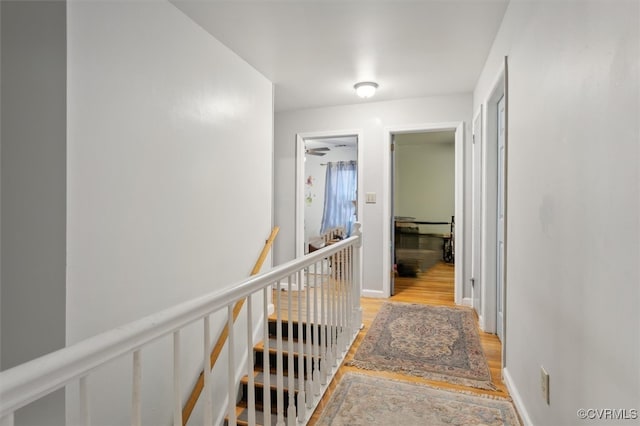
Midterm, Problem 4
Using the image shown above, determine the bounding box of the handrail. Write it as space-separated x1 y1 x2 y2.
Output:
181 226 279 424
0 233 361 419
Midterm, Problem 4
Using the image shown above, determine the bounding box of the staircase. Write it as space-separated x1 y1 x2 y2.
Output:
0 227 363 426
227 316 337 426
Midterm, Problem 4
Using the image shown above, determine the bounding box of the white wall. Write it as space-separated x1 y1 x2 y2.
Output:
66 2 273 425
473 1 639 424
1 2 67 425
395 135 455 235
0 0 2 372
275 95 471 297
304 145 357 243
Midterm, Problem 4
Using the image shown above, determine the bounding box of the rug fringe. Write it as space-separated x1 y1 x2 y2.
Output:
346 360 498 391
345 372 511 401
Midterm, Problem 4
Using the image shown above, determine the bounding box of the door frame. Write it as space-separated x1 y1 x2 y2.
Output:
471 106 484 323
479 58 508 347
295 129 364 259
382 122 465 304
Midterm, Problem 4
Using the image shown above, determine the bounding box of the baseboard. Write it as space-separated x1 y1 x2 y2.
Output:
461 297 473 307
362 289 385 298
503 367 534 426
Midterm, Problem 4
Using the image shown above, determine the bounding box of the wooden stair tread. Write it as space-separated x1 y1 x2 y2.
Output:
227 399 287 426
234 402 283 426
267 317 316 326
240 371 303 391
266 317 336 330
228 318 344 426
252 364 306 379
254 337 317 356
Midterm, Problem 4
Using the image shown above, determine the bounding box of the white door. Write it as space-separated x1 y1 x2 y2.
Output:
471 109 483 314
496 95 506 341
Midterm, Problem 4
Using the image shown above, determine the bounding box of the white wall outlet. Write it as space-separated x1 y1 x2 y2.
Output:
540 366 550 404
365 192 376 204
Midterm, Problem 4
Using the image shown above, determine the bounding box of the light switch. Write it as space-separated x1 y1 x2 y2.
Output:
365 192 376 204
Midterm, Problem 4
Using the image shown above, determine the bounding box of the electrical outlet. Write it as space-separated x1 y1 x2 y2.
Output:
540 366 550 404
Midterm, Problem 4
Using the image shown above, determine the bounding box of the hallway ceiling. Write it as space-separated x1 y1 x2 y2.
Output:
171 1 509 112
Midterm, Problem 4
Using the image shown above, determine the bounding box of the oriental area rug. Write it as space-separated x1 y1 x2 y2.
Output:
347 302 495 390
316 373 520 426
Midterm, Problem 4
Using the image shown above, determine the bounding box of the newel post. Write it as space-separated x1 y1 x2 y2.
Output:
351 222 363 329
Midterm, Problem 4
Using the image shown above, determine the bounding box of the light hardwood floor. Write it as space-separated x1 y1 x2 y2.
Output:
307 261 509 425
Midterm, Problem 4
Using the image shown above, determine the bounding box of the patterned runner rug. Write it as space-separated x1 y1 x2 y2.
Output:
348 302 495 390
316 373 520 426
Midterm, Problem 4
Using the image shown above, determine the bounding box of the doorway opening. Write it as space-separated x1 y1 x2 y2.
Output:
392 131 456 298
296 130 363 259
383 123 464 304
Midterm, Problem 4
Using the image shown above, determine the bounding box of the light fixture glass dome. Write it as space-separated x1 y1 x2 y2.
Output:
354 81 378 98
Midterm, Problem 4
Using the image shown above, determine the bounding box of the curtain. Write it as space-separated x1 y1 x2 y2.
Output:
320 161 357 236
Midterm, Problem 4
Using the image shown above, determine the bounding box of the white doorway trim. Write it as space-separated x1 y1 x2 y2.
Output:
295 129 364 258
471 106 484 325
383 122 465 304
480 64 506 335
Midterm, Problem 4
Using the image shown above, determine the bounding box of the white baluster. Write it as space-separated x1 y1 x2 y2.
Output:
228 304 236 426
305 265 314 409
341 250 345 348
132 350 142 426
346 248 350 341
263 287 271 426
351 243 357 333
336 251 342 361
331 253 337 367
342 247 349 351
347 246 353 338
320 257 328 386
246 296 256 426
203 316 213 426
326 253 333 370
343 248 348 341
173 331 182 426
276 281 285 426
79 375 90 426
352 223 364 330
337 249 344 353
286 276 296 425
296 270 306 421
314 261 322 393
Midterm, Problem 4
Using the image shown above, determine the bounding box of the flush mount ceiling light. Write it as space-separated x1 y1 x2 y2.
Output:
354 81 378 98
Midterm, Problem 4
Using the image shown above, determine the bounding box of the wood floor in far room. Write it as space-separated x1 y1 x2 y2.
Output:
307 261 509 425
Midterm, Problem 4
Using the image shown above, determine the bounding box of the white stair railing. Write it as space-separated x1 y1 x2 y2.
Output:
0 223 362 426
